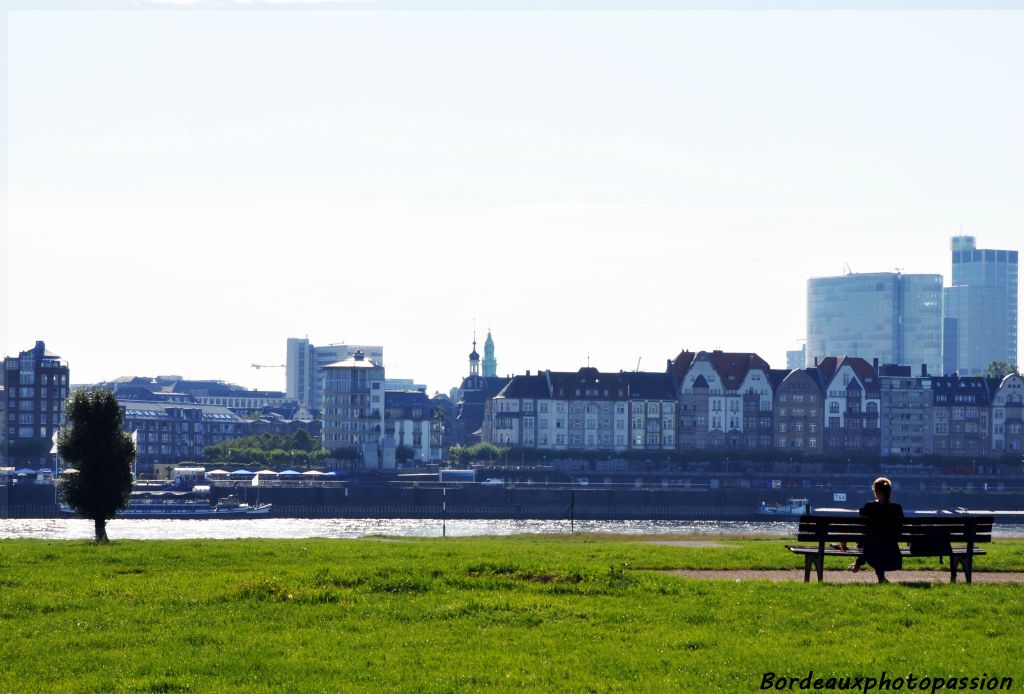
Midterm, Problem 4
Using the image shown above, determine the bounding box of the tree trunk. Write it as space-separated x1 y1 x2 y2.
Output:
94 518 109 543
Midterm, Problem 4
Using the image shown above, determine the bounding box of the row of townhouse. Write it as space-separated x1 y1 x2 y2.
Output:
482 368 678 452
481 350 1024 458
881 373 1024 457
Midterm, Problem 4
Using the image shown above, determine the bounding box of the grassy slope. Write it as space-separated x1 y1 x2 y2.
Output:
0 536 1022 693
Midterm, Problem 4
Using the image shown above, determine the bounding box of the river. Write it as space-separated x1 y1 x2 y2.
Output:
4 518 1024 540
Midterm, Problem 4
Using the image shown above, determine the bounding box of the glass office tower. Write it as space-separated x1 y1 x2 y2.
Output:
807 272 943 375
943 236 1019 376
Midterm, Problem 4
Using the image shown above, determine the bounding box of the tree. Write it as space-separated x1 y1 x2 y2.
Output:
987 361 1020 379
290 428 314 452
395 445 416 465
57 389 135 543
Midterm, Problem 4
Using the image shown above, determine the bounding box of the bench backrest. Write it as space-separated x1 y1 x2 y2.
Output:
797 515 993 545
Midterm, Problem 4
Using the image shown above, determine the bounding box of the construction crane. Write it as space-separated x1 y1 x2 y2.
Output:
251 363 285 370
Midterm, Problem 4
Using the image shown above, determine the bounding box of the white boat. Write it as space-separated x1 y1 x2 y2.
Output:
757 498 810 516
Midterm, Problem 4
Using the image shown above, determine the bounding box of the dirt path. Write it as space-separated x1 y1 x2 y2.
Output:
660 569 1024 584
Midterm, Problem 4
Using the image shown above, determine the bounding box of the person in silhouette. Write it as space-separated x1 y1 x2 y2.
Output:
848 477 904 583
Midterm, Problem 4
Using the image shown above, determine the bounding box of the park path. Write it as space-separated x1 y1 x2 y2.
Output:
660 569 1024 584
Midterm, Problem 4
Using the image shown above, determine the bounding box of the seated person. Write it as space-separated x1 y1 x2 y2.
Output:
847 477 904 583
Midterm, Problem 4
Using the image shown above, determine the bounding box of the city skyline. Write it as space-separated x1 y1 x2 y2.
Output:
5 6 1023 395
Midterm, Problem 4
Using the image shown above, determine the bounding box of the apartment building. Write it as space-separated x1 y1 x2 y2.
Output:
992 373 1024 454
484 368 676 452
320 351 386 467
3 341 70 464
121 401 246 475
673 350 774 450
772 368 825 453
816 357 882 455
930 376 996 457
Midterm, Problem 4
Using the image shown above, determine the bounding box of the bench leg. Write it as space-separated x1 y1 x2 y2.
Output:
963 556 972 584
803 554 824 583
949 556 958 583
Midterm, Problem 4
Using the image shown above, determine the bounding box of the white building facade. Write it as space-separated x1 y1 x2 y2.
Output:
484 369 676 453
320 351 386 467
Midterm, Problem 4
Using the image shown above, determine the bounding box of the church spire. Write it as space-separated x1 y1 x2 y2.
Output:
483 329 497 378
469 331 480 378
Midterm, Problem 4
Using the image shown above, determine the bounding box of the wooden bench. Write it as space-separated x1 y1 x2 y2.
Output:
787 514 993 583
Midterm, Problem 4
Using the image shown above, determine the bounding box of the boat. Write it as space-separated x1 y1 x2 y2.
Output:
757 498 810 516
117 490 271 518
61 488 272 519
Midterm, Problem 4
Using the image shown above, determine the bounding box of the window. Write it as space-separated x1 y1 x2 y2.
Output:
830 402 839 414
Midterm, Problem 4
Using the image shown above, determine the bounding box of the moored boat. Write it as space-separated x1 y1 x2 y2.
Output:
61 489 272 519
757 498 810 516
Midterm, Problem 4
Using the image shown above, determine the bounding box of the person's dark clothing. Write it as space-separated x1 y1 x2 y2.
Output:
855 501 904 574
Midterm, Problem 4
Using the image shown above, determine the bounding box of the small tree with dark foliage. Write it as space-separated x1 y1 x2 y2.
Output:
57 389 135 543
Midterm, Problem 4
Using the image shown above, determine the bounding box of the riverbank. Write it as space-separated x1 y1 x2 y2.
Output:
1 536 1022 691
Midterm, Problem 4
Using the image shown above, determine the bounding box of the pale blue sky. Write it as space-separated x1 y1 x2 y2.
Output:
4 5 1023 394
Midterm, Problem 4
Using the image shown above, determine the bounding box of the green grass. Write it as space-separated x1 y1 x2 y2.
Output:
0 536 1022 692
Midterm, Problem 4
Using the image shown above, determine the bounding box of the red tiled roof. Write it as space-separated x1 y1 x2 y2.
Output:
669 351 697 382
816 356 879 394
704 351 771 391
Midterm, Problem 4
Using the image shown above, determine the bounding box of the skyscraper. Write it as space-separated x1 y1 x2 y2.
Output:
806 272 943 375
943 235 1018 376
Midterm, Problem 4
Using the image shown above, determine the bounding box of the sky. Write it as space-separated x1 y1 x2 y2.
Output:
3 3 1023 396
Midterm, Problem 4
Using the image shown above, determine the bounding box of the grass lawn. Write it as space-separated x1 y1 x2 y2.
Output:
1 535 1022 692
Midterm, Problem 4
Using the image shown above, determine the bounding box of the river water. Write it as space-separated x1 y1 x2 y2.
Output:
1 518 795 540
4 518 1024 540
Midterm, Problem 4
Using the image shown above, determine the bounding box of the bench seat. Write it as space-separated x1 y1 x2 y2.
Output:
787 514 993 583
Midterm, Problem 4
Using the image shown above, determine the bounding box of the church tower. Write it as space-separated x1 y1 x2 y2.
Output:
482 330 497 378
469 333 480 378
